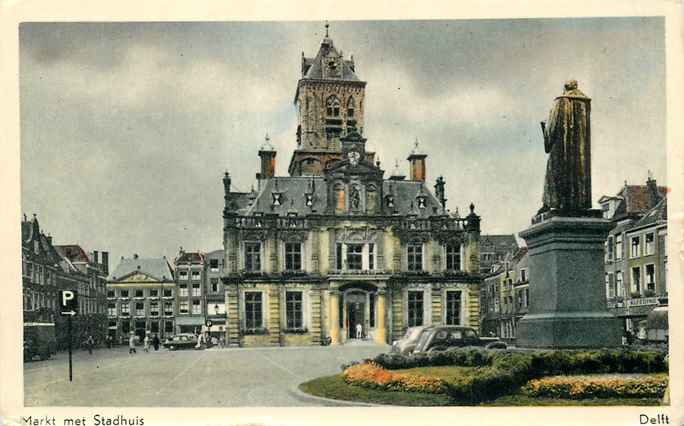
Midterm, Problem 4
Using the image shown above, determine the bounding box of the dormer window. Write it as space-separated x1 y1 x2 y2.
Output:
385 194 395 208
416 196 427 209
272 192 282 206
305 193 314 207
326 96 341 117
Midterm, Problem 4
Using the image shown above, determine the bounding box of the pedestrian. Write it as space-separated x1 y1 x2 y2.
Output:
86 335 95 355
218 336 225 348
143 334 150 353
355 323 363 339
128 333 137 354
152 334 160 351
105 335 111 349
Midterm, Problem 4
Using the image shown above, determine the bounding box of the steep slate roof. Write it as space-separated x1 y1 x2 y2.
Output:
631 197 667 229
175 251 205 264
302 36 360 82
602 184 667 220
480 234 518 251
54 245 90 263
240 176 443 218
109 257 174 281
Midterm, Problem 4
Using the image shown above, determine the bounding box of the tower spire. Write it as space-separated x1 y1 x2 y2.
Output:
325 21 329 38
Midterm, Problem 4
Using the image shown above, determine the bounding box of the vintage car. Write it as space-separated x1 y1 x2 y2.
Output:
391 326 429 355
163 333 199 351
412 326 507 353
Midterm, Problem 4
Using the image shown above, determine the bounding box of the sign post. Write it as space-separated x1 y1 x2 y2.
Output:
59 290 78 382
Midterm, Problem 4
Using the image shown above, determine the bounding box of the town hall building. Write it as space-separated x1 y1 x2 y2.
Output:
221 28 483 347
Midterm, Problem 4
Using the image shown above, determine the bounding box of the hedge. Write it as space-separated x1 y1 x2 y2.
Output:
349 348 669 403
522 374 668 399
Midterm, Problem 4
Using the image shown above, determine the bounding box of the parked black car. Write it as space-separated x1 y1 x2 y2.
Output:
413 326 506 353
391 326 429 355
163 333 199 350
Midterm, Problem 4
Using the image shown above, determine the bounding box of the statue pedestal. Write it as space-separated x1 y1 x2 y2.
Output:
516 215 622 348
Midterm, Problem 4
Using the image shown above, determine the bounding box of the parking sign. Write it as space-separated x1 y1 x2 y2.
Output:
59 290 78 316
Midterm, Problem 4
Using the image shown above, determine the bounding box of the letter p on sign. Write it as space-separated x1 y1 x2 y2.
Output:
59 290 79 316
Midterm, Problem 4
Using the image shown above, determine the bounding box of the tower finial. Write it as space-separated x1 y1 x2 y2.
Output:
265 133 270 142
325 21 329 38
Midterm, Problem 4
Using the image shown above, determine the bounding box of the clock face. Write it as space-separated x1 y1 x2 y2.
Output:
348 151 361 166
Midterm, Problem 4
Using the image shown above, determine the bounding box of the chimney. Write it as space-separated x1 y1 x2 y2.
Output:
102 251 109 275
646 172 661 208
407 139 427 182
93 250 99 265
257 134 277 180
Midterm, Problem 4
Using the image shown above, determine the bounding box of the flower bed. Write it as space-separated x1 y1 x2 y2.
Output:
522 374 668 399
342 348 669 403
343 362 446 394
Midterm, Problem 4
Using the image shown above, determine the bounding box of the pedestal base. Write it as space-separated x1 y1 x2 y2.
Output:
517 312 622 348
516 215 622 349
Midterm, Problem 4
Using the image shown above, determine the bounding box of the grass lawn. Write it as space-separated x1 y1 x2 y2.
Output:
299 373 664 407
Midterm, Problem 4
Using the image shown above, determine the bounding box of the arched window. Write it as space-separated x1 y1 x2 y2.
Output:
347 97 355 118
326 96 341 117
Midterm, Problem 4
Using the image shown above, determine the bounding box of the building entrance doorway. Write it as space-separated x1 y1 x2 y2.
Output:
346 292 366 339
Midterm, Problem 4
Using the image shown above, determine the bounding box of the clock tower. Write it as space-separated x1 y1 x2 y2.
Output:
288 24 367 176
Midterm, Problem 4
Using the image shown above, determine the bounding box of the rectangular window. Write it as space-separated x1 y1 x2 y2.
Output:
407 244 423 272
150 301 159 317
605 273 615 299
135 289 144 298
615 235 623 260
164 301 173 316
616 271 624 297
445 291 461 325
336 243 343 270
120 290 129 298
210 278 219 293
631 236 641 258
524 288 529 307
368 243 375 270
149 289 158 297
179 270 188 279
245 292 263 330
407 290 424 327
244 242 262 272
107 290 115 298
120 303 130 316
192 300 201 315
107 303 116 316
631 267 641 294
285 243 302 271
520 268 528 282
163 289 172 298
606 236 614 261
446 244 461 271
179 301 189 314
285 291 303 330
150 321 159 333
209 259 219 271
192 283 201 297
121 321 130 334
191 270 201 280
346 244 363 270
179 284 188 297
646 264 656 291
164 321 173 333
645 233 655 255
135 302 144 316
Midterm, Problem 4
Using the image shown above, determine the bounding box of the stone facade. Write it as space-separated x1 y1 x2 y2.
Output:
221 30 482 347
106 255 176 342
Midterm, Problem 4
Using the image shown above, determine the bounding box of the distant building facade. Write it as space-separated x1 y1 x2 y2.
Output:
600 176 668 338
107 255 175 342
205 249 227 338
174 250 206 334
480 247 529 339
478 234 518 274
221 31 483 347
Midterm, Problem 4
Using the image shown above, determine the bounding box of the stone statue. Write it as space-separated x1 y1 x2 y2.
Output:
539 80 592 214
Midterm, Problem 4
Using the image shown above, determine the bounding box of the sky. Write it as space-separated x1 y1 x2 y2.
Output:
19 18 666 269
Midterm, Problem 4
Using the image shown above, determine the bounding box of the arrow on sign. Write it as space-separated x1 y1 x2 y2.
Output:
61 310 77 316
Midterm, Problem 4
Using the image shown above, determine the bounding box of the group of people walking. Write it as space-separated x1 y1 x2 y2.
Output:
128 333 161 354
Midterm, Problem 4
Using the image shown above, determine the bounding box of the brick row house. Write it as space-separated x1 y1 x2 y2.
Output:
599 176 668 339
220 31 483 347
21 214 109 347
